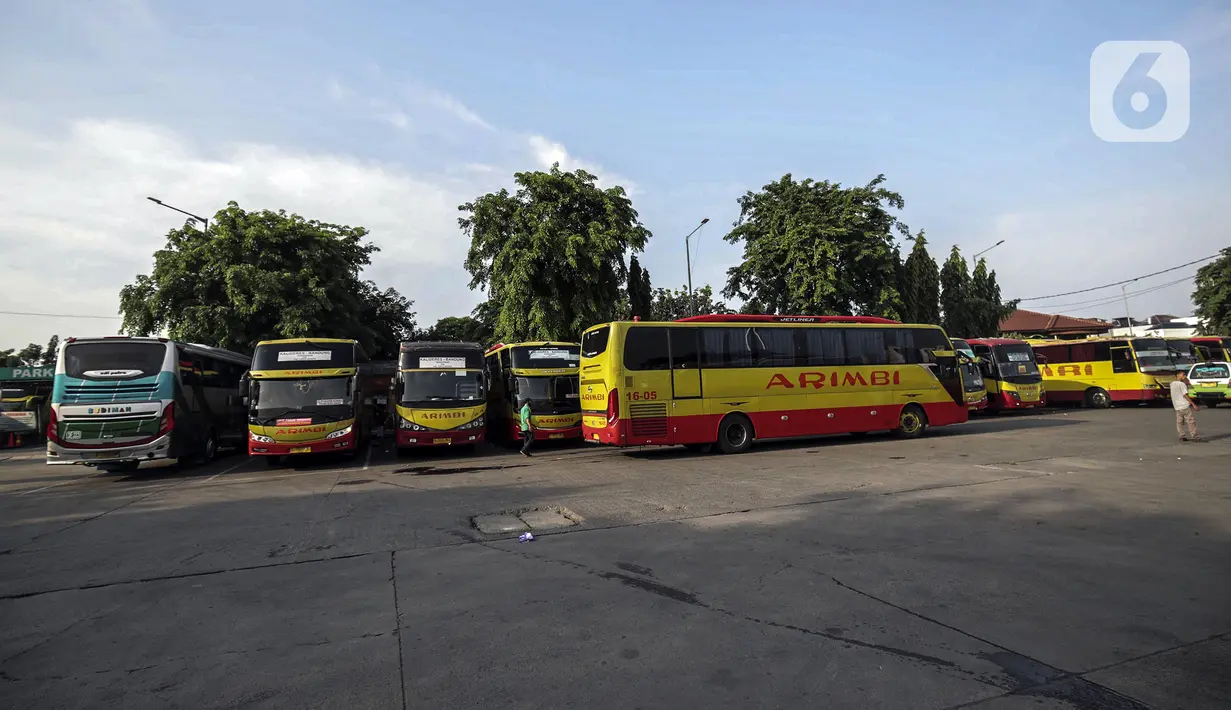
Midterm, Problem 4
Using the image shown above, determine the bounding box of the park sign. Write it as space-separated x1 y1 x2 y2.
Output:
0 367 54 381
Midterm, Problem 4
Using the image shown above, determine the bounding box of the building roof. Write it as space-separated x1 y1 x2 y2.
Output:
999 309 1112 336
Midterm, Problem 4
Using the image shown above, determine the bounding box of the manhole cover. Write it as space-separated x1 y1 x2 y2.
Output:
471 506 583 535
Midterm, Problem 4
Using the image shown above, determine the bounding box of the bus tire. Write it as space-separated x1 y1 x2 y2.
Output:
716 414 754 454
894 405 928 439
1085 388 1111 409
197 429 218 465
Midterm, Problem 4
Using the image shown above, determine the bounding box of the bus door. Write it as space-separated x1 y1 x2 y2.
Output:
668 328 704 443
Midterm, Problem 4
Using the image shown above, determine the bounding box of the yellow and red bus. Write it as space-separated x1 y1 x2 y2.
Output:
579 314 967 453
393 341 487 451
1028 337 1176 408
485 342 581 444
965 338 1045 412
245 338 371 465
1191 336 1231 362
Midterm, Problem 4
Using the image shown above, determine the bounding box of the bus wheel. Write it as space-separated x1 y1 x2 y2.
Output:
1085 388 1111 409
894 405 928 439
197 430 218 465
716 414 754 454
264 456 282 468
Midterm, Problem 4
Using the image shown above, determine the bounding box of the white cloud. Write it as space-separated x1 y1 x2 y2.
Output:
527 134 639 194
418 88 493 131
0 118 505 349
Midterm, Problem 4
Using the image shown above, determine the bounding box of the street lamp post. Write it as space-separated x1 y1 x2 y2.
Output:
971 239 1005 261
147 197 209 233
684 217 710 315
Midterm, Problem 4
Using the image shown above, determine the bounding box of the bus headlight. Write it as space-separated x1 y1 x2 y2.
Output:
325 426 352 440
399 418 423 431
250 432 275 444
457 416 485 430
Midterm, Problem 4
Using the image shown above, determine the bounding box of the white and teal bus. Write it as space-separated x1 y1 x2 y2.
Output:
46 336 250 472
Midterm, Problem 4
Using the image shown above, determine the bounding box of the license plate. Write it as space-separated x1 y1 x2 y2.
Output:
434 438 451 444
290 446 311 454
1199 382 1216 387
549 433 564 439
89 452 114 460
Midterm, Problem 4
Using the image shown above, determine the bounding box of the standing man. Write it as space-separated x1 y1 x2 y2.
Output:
1170 369 1203 442
519 398 535 457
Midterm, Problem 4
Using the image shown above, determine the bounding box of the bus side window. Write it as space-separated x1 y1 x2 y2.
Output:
669 328 700 370
624 327 670 371
1111 347 1135 373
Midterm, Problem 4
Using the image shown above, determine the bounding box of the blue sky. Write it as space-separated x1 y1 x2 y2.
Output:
1 0 1228 348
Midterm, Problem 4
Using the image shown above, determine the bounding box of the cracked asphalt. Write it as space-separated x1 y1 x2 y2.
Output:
1 407 1229 709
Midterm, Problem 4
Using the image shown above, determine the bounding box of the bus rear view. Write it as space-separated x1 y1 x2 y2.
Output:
394 342 487 451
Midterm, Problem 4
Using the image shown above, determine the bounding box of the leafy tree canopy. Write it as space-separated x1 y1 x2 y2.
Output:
722 173 907 319
422 316 495 346
939 246 972 337
651 285 732 321
460 164 650 342
1193 247 1231 335
119 202 415 358
968 258 1018 336
627 255 653 320
901 231 941 325
0 335 59 367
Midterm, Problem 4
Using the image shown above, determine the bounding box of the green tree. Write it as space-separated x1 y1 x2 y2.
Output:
119 202 415 356
42 335 60 365
459 164 651 342
627 255 653 320
1193 247 1231 335
968 258 1018 336
901 231 940 324
650 285 732 321
939 246 972 337
722 173 907 318
423 316 495 345
0 342 46 367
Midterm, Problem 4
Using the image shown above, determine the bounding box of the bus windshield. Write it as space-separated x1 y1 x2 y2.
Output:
1132 339 1174 373
1166 339 1197 368
992 344 1039 377
401 370 485 406
252 377 353 421
514 375 579 412
64 341 166 379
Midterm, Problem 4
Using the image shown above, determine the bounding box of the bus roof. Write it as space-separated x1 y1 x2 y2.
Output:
255 338 358 345
485 341 579 354
399 341 483 352
64 336 249 362
674 314 900 324
966 338 1029 346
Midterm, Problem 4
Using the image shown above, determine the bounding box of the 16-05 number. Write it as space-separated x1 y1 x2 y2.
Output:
627 391 658 401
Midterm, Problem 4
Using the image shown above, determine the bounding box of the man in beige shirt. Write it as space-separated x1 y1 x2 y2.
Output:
1170 370 1204 442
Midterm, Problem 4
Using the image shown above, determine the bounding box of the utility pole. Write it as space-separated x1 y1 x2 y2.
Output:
1121 284 1133 335
684 218 709 315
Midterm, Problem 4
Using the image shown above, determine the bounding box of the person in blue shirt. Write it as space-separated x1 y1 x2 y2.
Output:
519 399 535 456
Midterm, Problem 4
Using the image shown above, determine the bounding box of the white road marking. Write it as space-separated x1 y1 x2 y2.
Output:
15 471 105 496
201 457 254 483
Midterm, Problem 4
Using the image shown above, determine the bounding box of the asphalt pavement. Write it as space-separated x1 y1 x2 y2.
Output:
1 406 1229 709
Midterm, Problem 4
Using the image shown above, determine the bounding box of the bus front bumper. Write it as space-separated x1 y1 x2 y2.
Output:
47 433 173 465
249 431 357 456
517 425 582 441
994 392 1045 410
396 429 484 448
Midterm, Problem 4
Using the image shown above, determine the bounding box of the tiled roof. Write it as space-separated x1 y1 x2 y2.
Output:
999 309 1112 334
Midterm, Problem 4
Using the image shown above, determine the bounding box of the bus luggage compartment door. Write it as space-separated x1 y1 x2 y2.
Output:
669 328 703 443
